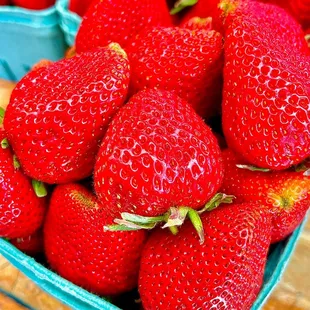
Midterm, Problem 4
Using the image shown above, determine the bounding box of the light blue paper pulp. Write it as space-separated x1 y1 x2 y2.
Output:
0 2 307 308
56 0 81 46
0 5 66 81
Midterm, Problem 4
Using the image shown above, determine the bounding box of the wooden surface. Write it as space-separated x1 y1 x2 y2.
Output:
0 217 309 310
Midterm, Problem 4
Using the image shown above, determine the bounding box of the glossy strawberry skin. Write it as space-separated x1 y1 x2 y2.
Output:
289 0 310 29
12 0 55 9
10 230 43 256
0 131 46 239
94 89 224 217
221 0 310 170
44 183 147 296
221 149 310 243
4 45 130 184
76 0 172 54
127 27 223 119
181 16 214 30
69 0 91 17
139 203 272 310
178 0 219 25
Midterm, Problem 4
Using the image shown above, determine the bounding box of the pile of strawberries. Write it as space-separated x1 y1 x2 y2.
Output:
1 0 310 309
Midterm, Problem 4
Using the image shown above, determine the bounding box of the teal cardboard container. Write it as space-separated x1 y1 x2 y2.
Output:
0 219 306 310
0 5 66 81
56 0 81 46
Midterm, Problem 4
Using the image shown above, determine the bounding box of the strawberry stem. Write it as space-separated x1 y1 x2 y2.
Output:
168 226 179 235
187 208 204 244
170 0 198 15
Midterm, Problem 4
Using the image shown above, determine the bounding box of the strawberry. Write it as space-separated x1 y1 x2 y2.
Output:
75 0 172 54
4 44 130 184
94 89 224 219
69 0 91 17
126 27 223 119
139 202 272 309
219 0 310 170
0 130 46 239
172 0 220 26
181 16 214 30
220 149 310 243
10 230 43 256
0 0 9 5
289 0 310 29
12 0 55 10
44 183 147 296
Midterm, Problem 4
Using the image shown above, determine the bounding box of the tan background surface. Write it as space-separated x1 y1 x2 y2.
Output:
0 216 309 310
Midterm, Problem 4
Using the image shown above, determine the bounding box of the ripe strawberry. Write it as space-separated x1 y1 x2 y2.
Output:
12 0 55 9
181 16 214 30
289 0 310 29
4 44 130 184
44 183 147 296
0 0 9 5
139 202 272 309
94 89 224 218
75 0 172 54
173 0 219 26
126 27 223 119
221 149 310 243
220 0 310 170
0 130 46 239
69 0 91 17
10 230 43 256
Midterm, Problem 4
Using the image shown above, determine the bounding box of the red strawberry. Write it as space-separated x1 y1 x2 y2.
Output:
75 0 172 54
44 183 147 296
289 0 310 29
173 0 220 26
126 27 223 119
4 44 130 184
12 0 55 9
10 230 43 256
94 89 224 219
181 16 214 30
0 130 46 239
0 0 9 5
219 0 310 170
139 202 272 309
220 149 310 243
69 0 91 17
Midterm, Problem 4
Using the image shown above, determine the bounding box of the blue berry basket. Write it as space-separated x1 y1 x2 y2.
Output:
0 4 66 81
56 0 81 46
0 1 308 308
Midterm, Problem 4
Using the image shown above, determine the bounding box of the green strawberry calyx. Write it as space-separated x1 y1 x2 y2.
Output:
105 193 235 244
236 164 270 172
170 0 198 15
0 107 5 125
32 180 48 198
